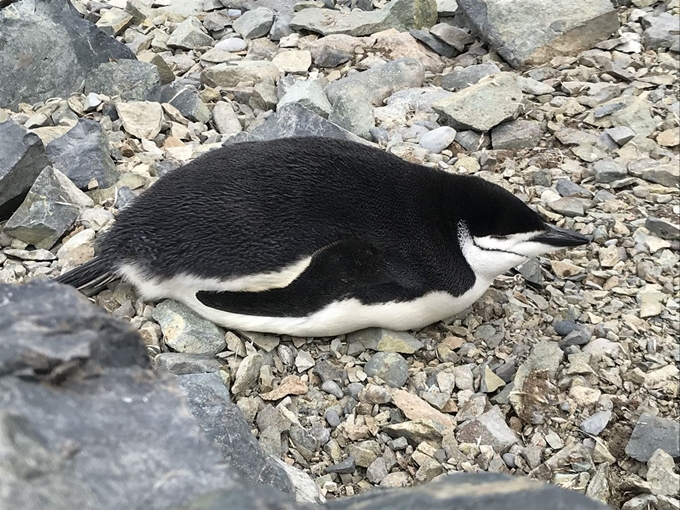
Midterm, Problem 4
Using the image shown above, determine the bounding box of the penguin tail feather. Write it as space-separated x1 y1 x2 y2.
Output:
54 257 118 296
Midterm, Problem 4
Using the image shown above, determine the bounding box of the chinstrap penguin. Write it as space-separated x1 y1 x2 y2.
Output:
57 137 589 337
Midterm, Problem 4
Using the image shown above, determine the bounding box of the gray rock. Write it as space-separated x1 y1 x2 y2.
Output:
162 85 211 123
321 380 344 398
215 38 248 52
645 217 680 241
516 76 555 95
366 457 388 484
270 7 295 41
0 0 135 109
604 126 636 146
433 72 522 132
309 34 363 68
419 126 457 153
4 166 93 249
592 160 627 183
441 62 501 92
223 103 366 144
212 101 243 135
555 180 592 198
641 13 680 51
457 0 619 67
430 23 474 52
154 353 223 374
457 406 519 453
580 410 611 436
328 96 375 140
647 449 680 497
491 119 542 150
84 60 161 102
151 300 226 355
325 58 425 107
625 414 680 462
201 60 280 88
549 197 585 217
290 0 438 36
167 16 214 49
517 257 542 286
455 130 490 151
278 80 332 118
45 119 119 189
326 456 356 474
410 29 456 57
0 119 49 216
233 8 274 39
641 164 679 188
176 373 293 494
364 352 409 388
231 353 264 396
115 101 164 140
558 328 592 349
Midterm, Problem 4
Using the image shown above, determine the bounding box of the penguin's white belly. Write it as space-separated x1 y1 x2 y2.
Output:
119 262 491 336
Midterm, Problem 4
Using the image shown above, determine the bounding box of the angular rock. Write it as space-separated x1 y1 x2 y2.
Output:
0 0 135 109
45 119 119 189
516 76 555 95
215 38 249 52
4 166 93 249
328 96 375 140
278 80 332 118
457 0 619 67
641 164 679 188
151 300 226 355
433 72 522 132
167 16 214 50
646 449 680 497
430 23 474 52
592 160 627 183
347 328 423 354
641 13 680 51
364 352 409 388
201 60 280 88
212 101 243 135
410 29 456 58
231 353 264 396
371 29 445 73
391 389 455 428
83 60 161 102
115 101 164 139
261 375 308 401
457 406 519 453
625 414 680 462
441 62 501 92
162 86 211 124
580 410 612 436
0 119 50 216
604 126 636 146
309 34 363 68
154 353 223 375
56 228 95 269
272 50 312 74
645 217 680 241
491 119 542 150
325 58 425 107
233 8 274 39
290 0 437 37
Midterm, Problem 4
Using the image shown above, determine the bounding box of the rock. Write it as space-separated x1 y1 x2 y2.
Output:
163 86 211 124
326 456 356 474
646 449 680 497
371 29 445 74
641 164 679 188
656 128 680 148
56 228 95 269
96 7 133 36
580 411 612 436
555 180 592 199
348 328 423 354
212 101 243 135
233 8 274 39
638 287 666 318
419 126 457 153
4 166 93 249
176 373 293 494
433 72 523 132
328 96 375 140
366 457 388 484
84 60 161 102
272 50 312 74
626 414 680 462
391 389 456 428
516 76 555 95
215 38 248 52
0 119 50 215
167 17 214 49
383 420 445 444
604 126 636 146
586 96 656 138
457 406 519 453
309 34 363 68
45 119 119 189
154 353 223 375
325 58 425 107
592 160 627 183
290 0 438 37
364 352 409 388
278 80 332 117
0 0 135 109
115 101 164 139
231 353 264 396
480 366 506 393
224 103 365 144
641 13 680 51
201 60 280 88
645 217 680 241
491 120 542 149
430 23 474 52
410 29 456 58
457 0 619 67
151 300 226 355
441 62 501 92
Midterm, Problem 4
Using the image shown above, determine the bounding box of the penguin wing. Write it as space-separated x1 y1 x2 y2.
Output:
195 239 427 317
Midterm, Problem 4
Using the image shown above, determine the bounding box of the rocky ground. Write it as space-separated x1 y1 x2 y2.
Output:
0 0 678 509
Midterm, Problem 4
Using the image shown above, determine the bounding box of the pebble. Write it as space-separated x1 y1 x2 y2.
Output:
579 410 612 436
363 352 409 388
418 126 456 153
151 300 226 355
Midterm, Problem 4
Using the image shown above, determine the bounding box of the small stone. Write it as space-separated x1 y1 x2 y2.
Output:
115 101 163 139
580 410 612 436
321 380 344 398
457 406 519 453
295 350 315 372
364 352 408 388
592 160 627 183
272 50 312 74
3 248 55 261
550 260 583 278
212 101 243 136
366 457 388 484
516 76 555 95
641 164 679 188
326 456 356 474
441 63 501 91
202 60 280 88
569 386 601 406
642 12 680 51
380 471 410 487
419 126 456 153
215 38 248 52
348 328 423 354
430 23 473 51
359 384 392 404
391 389 455 428
167 16 214 49
277 80 332 118
232 8 274 39
491 119 542 149
639 287 666 318
230 353 264 396
163 86 210 124
604 126 636 146
657 128 679 147
152 300 226 355
647 449 680 496
96 7 133 36
261 375 308 400
410 29 456 58
453 365 474 391
645 217 680 241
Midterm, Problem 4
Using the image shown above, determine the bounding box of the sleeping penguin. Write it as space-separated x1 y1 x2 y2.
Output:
56 137 589 337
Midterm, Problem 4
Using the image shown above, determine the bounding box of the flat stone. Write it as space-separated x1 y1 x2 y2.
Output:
233 8 274 39
371 29 445 73
549 197 586 217
328 96 375 140
278 80 332 117
309 34 364 68
56 228 95 269
419 126 457 153
364 352 409 388
391 389 456 428
0 119 50 214
261 375 308 401
272 50 312 73
45 119 119 189
115 101 163 139
433 72 523 132
326 456 356 474
430 23 474 51
645 217 680 241
325 58 425 107
215 38 248 52
348 328 423 354
151 300 226 355
167 16 214 49
580 410 612 436
641 12 680 51
625 414 680 462
604 126 636 146
491 119 542 149
441 62 501 92
84 60 161 102
212 101 243 135
592 160 627 183
162 85 211 124
0 0 134 109
657 128 680 148
201 60 280 88
383 420 445 444
457 406 519 453
410 29 456 58
3 248 55 261
457 0 619 67
4 166 92 249
646 449 680 497
290 0 437 36
516 76 555 95
480 365 506 393
641 164 679 188
230 353 264 396
154 353 223 374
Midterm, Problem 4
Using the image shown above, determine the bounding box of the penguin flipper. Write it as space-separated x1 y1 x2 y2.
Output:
54 257 118 296
196 239 425 318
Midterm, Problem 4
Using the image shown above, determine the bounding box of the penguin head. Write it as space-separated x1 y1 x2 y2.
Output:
453 176 590 279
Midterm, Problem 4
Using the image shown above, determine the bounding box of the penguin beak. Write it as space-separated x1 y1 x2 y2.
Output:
532 224 591 247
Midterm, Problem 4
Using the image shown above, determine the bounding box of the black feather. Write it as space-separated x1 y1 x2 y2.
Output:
54 257 116 296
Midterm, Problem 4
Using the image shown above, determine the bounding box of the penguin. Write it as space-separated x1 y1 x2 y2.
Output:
56 136 589 337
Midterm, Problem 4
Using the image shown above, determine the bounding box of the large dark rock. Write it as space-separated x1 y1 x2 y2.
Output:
0 0 135 109
0 119 50 218
45 118 120 189
83 60 162 102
